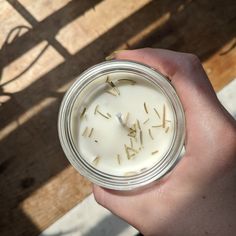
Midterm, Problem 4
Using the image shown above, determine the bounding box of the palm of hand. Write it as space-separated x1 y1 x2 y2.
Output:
93 49 236 236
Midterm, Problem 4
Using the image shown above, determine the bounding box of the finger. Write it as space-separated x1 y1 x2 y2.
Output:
93 184 146 212
114 48 206 84
93 182 169 226
113 48 217 111
93 181 184 234
93 185 139 223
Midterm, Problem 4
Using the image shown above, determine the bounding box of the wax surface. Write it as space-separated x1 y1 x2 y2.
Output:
75 73 175 176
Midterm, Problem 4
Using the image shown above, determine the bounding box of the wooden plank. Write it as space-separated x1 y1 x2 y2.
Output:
203 39 236 91
126 0 236 91
0 0 235 235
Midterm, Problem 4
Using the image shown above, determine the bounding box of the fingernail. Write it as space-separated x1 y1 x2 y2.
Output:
105 50 125 60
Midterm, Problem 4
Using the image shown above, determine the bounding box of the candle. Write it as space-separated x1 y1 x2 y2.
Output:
59 61 185 190
76 73 174 176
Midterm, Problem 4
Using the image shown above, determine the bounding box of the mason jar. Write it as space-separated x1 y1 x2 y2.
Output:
58 60 185 190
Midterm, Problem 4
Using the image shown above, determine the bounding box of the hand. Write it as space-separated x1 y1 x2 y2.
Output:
93 48 236 236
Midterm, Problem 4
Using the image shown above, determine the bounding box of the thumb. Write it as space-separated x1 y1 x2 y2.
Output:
113 48 218 113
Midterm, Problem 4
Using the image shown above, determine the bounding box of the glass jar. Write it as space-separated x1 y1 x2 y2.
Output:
58 60 185 190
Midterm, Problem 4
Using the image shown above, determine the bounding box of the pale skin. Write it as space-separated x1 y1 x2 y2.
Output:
93 48 236 236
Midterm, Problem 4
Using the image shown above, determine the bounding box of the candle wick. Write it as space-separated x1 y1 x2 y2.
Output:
116 112 124 126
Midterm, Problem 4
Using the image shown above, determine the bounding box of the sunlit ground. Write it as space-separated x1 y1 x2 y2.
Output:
0 0 235 235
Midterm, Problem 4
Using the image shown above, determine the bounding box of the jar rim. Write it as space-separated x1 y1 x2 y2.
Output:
58 60 185 190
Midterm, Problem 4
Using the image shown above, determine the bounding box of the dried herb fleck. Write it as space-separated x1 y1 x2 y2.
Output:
94 105 99 115
144 102 148 114
125 112 130 125
140 130 143 146
92 156 100 166
82 127 88 137
88 128 94 138
152 124 162 128
124 171 138 176
128 124 137 138
153 108 160 119
117 79 136 85
80 107 86 118
107 112 112 118
165 127 170 133
106 76 120 95
162 104 166 128
117 154 121 165
105 89 117 96
148 129 154 140
151 150 159 155
143 118 149 124
97 110 110 119
137 119 141 130
124 144 138 160
130 138 134 148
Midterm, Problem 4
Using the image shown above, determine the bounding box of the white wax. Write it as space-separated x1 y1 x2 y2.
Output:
75 73 175 176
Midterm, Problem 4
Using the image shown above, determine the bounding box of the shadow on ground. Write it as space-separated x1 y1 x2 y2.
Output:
0 0 235 235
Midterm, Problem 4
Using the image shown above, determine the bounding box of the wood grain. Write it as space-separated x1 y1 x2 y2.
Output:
0 0 235 235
